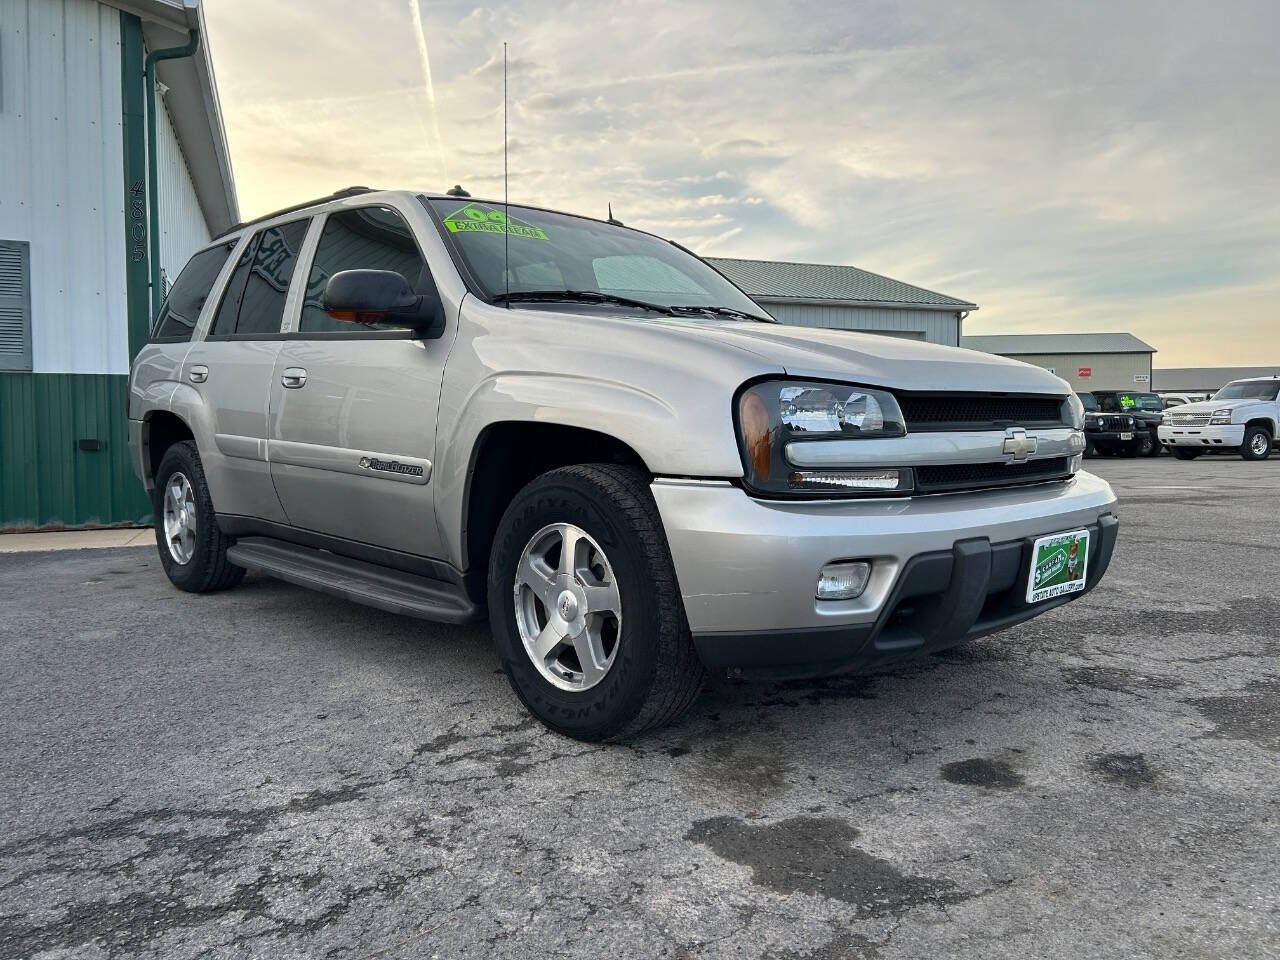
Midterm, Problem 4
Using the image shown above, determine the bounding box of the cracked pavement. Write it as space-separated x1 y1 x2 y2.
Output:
1 456 1278 958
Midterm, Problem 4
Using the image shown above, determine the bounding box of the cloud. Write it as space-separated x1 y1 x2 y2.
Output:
202 0 1280 365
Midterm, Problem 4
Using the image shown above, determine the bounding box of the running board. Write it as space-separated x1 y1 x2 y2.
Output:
226 537 481 624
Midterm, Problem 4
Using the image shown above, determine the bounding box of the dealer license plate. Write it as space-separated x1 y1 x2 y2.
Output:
1027 529 1091 604
1119 432 1133 440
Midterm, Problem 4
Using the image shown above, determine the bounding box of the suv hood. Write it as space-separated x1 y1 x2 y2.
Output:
1170 398 1257 415
664 319 1069 394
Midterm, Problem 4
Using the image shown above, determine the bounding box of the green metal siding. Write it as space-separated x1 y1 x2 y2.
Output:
0 372 151 530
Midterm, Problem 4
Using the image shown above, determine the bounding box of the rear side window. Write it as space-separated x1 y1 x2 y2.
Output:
299 206 433 333
151 242 235 342
211 219 310 337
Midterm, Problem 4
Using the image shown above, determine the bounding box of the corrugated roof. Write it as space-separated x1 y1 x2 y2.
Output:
706 257 975 309
961 332 1156 355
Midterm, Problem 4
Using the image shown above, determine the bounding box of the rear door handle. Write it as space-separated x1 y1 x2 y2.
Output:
188 364 208 384
281 367 308 389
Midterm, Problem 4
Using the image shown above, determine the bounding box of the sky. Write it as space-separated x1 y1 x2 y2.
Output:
201 0 1279 367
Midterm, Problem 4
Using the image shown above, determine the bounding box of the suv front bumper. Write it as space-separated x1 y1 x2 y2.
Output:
1158 423 1244 448
651 472 1118 677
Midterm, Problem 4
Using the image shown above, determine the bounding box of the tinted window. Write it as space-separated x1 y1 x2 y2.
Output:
300 206 433 333
152 242 235 342
1213 380 1280 401
211 219 309 337
1077 392 1098 412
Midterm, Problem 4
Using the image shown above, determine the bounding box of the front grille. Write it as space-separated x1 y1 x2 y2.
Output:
898 393 1066 432
1169 413 1210 427
915 457 1072 494
1090 414 1132 431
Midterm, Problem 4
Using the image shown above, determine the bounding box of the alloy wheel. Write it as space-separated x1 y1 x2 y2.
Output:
162 472 198 565
513 522 622 691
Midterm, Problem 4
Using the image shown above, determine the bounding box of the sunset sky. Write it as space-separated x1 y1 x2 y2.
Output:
201 0 1279 367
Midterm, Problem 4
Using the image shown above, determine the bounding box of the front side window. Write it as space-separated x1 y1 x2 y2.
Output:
1213 380 1280 401
1077 392 1098 412
299 206 433 333
151 241 235 342
425 197 771 321
210 219 309 337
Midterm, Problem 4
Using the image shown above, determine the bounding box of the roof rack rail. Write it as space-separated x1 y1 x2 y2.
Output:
212 186 378 240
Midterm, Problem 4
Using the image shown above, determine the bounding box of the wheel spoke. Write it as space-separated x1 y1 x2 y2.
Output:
517 553 557 608
582 580 620 615
530 621 563 661
572 630 609 686
557 524 584 577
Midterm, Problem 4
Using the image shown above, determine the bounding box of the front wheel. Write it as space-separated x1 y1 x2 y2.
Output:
1242 426 1273 461
153 441 245 592
1172 447 1202 460
1138 432 1160 457
488 464 705 741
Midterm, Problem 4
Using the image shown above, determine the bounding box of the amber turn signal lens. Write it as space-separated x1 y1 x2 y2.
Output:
740 391 772 482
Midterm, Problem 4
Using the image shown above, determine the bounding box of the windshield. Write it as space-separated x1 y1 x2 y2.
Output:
1077 392 1098 412
1212 380 1280 401
425 197 771 320
1096 392 1162 412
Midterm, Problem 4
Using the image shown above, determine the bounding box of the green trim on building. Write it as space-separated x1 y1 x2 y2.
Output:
0 373 151 530
120 12 150 359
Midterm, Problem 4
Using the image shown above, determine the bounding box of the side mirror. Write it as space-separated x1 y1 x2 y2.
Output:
323 269 445 338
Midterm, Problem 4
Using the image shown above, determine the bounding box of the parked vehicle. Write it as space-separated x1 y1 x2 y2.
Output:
1158 377 1280 460
1078 392 1138 457
1090 391 1164 457
1159 391 1211 408
128 188 1119 740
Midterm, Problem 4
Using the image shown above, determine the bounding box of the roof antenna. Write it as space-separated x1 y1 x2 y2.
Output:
607 202 623 226
503 41 510 308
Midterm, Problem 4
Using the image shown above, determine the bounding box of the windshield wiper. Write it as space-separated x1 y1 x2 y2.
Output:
491 289 677 315
667 304 775 323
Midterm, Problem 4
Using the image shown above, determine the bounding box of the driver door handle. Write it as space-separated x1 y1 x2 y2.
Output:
188 364 208 384
281 367 308 389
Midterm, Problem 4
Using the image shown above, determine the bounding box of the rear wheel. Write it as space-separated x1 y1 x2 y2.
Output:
153 441 244 592
488 464 704 741
1172 447 1202 460
1242 426 1273 461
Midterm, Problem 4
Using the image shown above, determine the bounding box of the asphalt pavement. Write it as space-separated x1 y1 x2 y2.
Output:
1 455 1277 959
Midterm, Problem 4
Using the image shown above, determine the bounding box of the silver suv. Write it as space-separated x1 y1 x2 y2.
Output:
128 188 1119 740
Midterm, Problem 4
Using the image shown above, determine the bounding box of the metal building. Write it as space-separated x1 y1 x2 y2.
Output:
0 0 236 529
707 258 976 346
960 333 1156 393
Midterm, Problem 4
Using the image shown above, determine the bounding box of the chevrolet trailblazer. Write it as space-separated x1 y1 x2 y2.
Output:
128 188 1119 740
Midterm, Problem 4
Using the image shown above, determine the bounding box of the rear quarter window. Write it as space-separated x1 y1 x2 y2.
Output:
151 241 237 342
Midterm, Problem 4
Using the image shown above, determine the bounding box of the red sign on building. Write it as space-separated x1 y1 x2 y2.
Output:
1078 367 1092 378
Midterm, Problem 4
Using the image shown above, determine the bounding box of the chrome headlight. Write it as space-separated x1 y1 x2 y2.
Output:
737 381 908 497
1210 408 1234 425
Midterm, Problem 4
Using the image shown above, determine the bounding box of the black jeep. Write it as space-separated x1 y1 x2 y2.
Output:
1091 391 1164 457
1079 391 1140 457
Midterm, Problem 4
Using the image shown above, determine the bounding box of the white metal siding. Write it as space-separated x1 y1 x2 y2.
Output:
760 302 961 346
155 90 209 297
0 0 127 374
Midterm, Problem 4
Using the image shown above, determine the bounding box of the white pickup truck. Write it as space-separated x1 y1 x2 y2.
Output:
1158 377 1280 460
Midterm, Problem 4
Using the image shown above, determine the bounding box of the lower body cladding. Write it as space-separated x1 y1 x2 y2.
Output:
652 472 1118 679
1158 423 1244 448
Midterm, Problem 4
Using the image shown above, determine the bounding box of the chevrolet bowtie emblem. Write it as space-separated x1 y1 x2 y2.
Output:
1002 427 1038 464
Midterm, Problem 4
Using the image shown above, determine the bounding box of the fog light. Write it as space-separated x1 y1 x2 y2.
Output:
816 561 872 601
789 468 912 493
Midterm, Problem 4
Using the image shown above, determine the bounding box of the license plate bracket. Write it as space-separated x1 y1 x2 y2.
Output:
1027 529 1091 604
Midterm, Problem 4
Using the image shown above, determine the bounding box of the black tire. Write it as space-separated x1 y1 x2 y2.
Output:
1138 432 1159 457
1171 447 1202 460
153 440 245 593
487 463 705 741
1242 426 1273 461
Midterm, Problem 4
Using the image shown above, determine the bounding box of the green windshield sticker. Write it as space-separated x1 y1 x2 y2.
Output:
1119 395 1136 408
442 203 548 240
